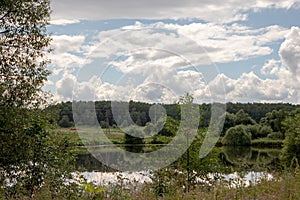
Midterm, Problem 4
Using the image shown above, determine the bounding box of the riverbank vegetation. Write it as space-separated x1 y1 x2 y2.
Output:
51 100 299 150
51 102 300 199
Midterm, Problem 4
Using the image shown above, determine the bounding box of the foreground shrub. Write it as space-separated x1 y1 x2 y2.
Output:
281 113 300 168
0 112 81 199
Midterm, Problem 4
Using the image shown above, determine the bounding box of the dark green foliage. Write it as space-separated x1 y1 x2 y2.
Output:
158 116 179 137
235 109 256 125
178 135 227 175
222 146 252 166
57 101 74 126
259 125 273 138
50 101 300 131
281 114 300 167
260 110 288 133
151 168 187 197
222 125 252 146
124 127 144 152
222 110 272 140
268 132 284 140
222 112 237 135
290 107 300 115
164 104 181 121
244 124 260 139
100 120 109 128
0 109 79 198
0 1 81 198
222 146 281 169
243 124 272 139
222 109 256 136
150 135 172 144
58 115 73 128
226 102 298 122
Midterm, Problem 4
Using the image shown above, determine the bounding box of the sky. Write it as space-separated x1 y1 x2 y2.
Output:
45 0 300 104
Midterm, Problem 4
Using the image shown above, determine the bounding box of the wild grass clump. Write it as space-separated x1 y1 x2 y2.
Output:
128 168 300 200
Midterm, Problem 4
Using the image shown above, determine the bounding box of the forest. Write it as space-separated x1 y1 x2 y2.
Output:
47 100 300 150
49 101 299 129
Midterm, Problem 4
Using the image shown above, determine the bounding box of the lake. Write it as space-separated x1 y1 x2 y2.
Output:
76 145 281 187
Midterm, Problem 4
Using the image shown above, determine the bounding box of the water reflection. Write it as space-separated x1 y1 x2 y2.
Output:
221 146 281 169
76 153 115 172
75 146 280 190
76 146 281 172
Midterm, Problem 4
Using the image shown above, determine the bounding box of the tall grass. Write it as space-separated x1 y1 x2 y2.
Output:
128 168 300 200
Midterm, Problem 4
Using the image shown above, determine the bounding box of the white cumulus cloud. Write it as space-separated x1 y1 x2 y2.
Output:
279 26 300 79
51 0 300 23
50 22 300 104
55 73 77 101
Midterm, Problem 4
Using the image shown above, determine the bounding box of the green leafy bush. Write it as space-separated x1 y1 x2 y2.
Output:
150 135 172 144
58 115 74 128
222 125 251 146
243 124 272 139
235 109 256 126
0 110 80 199
244 124 260 139
267 132 284 140
281 114 300 167
158 116 179 137
259 125 273 138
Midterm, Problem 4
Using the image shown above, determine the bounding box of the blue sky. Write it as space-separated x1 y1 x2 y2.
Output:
45 0 300 104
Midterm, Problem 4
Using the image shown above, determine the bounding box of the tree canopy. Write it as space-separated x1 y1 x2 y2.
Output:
0 0 51 107
0 1 80 198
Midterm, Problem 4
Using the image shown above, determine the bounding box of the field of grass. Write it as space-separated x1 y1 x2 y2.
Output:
53 127 124 144
52 127 173 147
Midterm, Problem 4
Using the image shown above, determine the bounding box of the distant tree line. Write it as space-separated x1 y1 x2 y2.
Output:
47 100 300 168
47 101 300 129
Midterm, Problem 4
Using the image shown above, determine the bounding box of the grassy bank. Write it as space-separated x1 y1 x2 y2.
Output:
71 169 300 200
252 138 283 148
129 170 300 199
